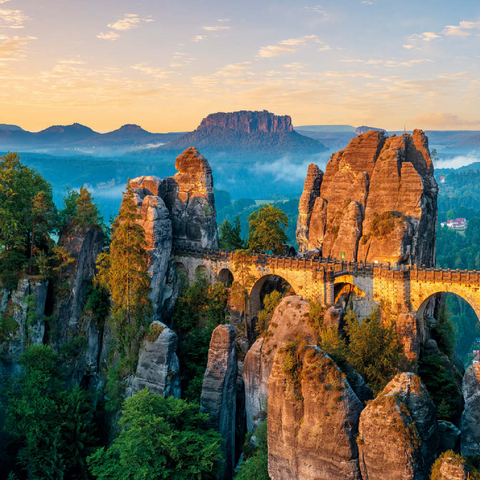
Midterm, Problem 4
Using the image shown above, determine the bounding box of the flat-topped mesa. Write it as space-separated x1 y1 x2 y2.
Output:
296 129 438 266
199 110 293 134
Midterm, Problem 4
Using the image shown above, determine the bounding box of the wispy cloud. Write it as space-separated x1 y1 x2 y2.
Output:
202 25 230 31
0 34 36 65
108 13 153 31
130 63 173 79
258 35 329 58
217 18 230 22
98 13 153 41
0 7 28 28
411 32 441 42
413 112 480 127
192 35 206 42
97 31 120 41
443 21 480 37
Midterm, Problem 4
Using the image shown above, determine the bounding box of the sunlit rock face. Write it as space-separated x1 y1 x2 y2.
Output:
163 147 218 249
357 372 438 480
296 129 438 266
461 363 480 456
267 346 363 480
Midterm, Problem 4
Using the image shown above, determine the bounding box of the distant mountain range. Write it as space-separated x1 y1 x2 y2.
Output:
160 110 326 153
0 123 183 154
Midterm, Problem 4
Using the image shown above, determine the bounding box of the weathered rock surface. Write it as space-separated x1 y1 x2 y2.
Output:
438 421 461 452
396 312 422 364
127 321 181 398
163 147 218 249
54 224 105 346
461 363 480 456
296 164 323 252
267 345 363 480
358 372 438 479
200 325 237 480
130 177 173 320
243 296 317 431
296 130 438 266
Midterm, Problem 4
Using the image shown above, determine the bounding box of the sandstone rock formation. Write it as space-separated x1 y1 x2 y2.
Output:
431 453 469 480
200 325 237 480
267 345 363 480
130 176 173 320
127 321 181 398
243 296 317 431
438 421 461 452
163 147 218 249
461 363 480 456
357 372 438 479
296 130 438 266
164 110 325 153
396 312 422 364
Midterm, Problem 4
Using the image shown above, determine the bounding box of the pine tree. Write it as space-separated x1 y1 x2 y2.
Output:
74 186 102 230
219 215 244 250
97 182 152 367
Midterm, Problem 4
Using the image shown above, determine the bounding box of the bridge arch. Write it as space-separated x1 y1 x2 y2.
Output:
218 268 234 287
413 287 480 323
249 274 296 317
195 265 211 282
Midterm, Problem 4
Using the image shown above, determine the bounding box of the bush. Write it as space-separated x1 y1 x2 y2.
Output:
87 389 223 480
255 290 283 337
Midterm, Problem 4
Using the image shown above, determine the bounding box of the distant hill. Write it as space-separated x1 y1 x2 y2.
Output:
161 110 326 153
0 124 24 131
0 123 183 154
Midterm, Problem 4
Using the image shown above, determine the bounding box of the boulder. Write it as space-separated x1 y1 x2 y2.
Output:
243 296 317 431
358 373 438 479
200 325 237 480
127 321 181 398
431 453 469 480
396 312 421 364
267 345 363 480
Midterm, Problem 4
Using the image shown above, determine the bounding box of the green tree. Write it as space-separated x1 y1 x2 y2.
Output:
256 290 283 336
87 388 223 480
247 205 288 254
75 186 102 230
0 152 56 286
96 182 152 368
219 215 244 250
3 344 96 479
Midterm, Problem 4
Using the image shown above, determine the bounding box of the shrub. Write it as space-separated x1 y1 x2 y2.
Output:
236 420 270 480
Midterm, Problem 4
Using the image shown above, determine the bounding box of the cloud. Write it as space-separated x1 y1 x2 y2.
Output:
435 154 480 169
305 5 327 16
258 35 328 58
108 13 153 31
412 31 441 42
0 0 11 3
252 156 315 183
97 31 120 41
413 113 480 127
0 7 28 28
341 58 432 67
214 62 251 77
443 21 480 37
130 63 173 79
192 35 206 42
201 25 230 31
58 58 86 65
0 34 36 64
217 18 230 22
403 44 415 49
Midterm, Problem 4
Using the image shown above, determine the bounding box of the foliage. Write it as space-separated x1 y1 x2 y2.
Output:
2 344 96 479
0 315 19 343
0 152 57 287
218 215 244 250
246 205 288 255
281 336 307 401
418 353 460 421
59 186 103 233
236 420 270 480
87 388 223 480
230 249 256 315
174 277 228 401
430 450 480 480
342 309 404 396
255 290 283 336
370 211 404 238
85 281 110 327
144 322 165 342
96 182 152 369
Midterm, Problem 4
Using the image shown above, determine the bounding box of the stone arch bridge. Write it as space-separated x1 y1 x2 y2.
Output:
173 248 480 321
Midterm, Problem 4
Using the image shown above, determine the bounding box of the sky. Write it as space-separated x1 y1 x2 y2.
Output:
1 0 480 133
